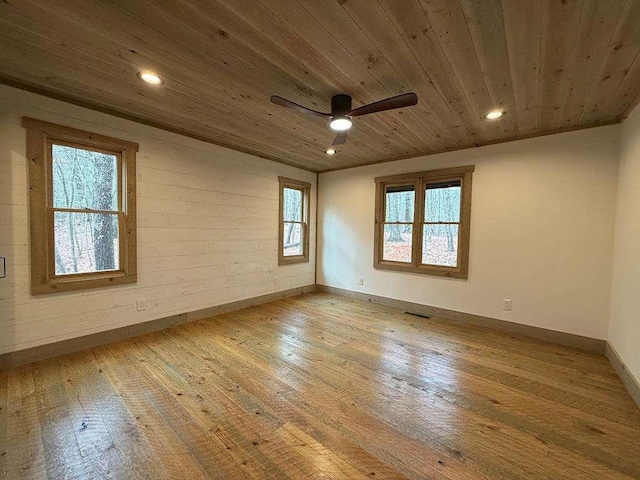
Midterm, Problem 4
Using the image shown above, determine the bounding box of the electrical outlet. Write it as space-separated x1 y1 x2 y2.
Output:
358 277 364 286
137 298 147 311
502 298 512 311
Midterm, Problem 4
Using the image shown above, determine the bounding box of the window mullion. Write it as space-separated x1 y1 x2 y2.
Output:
413 178 424 267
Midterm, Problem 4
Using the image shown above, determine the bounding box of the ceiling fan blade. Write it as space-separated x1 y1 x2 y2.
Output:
349 93 418 117
270 95 330 118
332 131 348 145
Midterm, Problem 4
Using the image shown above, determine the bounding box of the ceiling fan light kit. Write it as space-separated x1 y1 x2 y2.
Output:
329 117 353 131
270 92 418 148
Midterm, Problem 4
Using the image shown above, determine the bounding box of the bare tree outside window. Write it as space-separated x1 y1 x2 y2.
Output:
422 182 461 267
52 144 119 275
282 187 303 256
382 186 414 263
24 117 138 294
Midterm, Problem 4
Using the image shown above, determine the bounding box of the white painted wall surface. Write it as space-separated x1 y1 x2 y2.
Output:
318 126 620 339
0 85 316 354
609 103 640 381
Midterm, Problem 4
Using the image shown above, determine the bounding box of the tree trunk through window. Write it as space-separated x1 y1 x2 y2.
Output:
94 157 116 271
387 191 405 242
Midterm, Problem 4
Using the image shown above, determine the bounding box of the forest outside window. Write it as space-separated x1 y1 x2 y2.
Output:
374 165 474 279
24 118 138 294
278 177 310 265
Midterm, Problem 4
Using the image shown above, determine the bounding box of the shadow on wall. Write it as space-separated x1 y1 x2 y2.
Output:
321 207 359 286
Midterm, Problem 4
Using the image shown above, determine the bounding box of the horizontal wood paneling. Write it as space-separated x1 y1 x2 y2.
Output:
0 0 639 171
0 85 316 355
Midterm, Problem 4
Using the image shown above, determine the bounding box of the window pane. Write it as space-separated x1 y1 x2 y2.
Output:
283 222 303 256
422 224 458 267
52 144 118 211
54 211 119 275
283 188 303 222
424 181 461 222
385 186 414 222
382 224 412 263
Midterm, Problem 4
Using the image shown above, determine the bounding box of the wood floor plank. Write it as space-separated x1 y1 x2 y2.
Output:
1 292 639 479
149 327 420 479
233 302 640 466
128 335 317 479
207 312 637 480
95 344 244 480
61 354 135 479
0 370 8 479
4 364 47 479
32 359 90 480
79 351 202 479
268 299 636 414
171 318 490 480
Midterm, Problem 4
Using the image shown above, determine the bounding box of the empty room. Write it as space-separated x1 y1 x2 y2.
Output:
1 0 640 478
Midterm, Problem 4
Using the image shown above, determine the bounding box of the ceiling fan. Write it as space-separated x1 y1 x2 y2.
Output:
270 92 418 146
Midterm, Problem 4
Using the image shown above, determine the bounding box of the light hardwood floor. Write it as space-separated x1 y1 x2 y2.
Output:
1 293 639 479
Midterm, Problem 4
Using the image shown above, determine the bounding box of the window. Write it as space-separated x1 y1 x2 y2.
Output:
23 118 138 294
374 165 474 278
278 177 310 265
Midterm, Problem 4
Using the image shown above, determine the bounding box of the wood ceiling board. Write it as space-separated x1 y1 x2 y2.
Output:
379 0 487 142
557 0 627 129
418 0 509 140
294 0 444 153
580 0 640 125
1 0 639 172
501 0 542 134
338 0 472 148
218 0 440 154
460 0 520 137
89 0 415 160
0 3 356 168
538 0 585 131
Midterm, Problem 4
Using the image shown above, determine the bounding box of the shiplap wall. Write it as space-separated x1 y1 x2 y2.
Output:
0 84 316 355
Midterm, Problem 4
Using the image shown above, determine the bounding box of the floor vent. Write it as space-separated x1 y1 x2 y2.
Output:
406 311 431 319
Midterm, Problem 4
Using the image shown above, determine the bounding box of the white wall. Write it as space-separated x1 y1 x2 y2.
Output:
609 103 640 381
318 126 621 339
0 85 316 355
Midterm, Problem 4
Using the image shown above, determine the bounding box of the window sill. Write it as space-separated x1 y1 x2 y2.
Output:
374 261 468 279
279 255 309 266
32 273 137 295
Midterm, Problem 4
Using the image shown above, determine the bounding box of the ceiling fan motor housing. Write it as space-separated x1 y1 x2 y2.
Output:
331 94 352 116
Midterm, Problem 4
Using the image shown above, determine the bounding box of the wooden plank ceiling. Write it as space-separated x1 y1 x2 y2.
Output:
1 0 640 172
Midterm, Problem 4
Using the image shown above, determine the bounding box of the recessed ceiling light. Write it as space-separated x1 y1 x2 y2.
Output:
329 117 353 131
325 148 336 155
137 71 163 85
484 110 505 120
